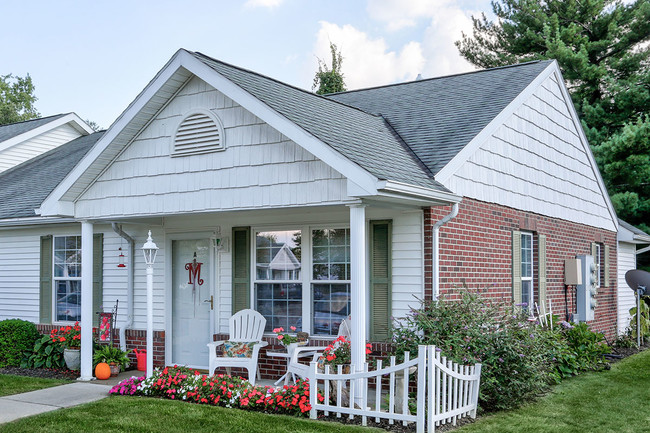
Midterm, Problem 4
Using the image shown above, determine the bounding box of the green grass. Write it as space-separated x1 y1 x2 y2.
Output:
0 374 70 397
0 396 381 433
456 349 650 433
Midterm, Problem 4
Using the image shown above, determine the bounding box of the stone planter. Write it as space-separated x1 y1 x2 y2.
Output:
63 348 81 371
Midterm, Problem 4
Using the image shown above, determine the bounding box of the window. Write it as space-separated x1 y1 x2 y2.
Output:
254 230 302 332
312 229 350 336
594 244 601 288
252 227 351 336
520 232 533 309
53 236 82 323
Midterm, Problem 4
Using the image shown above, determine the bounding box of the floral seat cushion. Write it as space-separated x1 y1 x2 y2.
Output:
222 341 256 358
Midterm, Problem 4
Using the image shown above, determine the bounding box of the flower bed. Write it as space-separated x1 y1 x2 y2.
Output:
110 365 325 417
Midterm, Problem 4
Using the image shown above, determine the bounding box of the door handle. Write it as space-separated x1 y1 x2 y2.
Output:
203 295 213 310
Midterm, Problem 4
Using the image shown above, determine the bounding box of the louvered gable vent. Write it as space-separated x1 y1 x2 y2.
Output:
172 110 225 156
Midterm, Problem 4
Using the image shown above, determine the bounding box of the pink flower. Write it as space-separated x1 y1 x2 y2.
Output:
290 326 296 331
277 335 284 340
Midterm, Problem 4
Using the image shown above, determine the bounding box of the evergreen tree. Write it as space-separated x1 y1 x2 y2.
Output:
456 0 650 229
313 43 346 95
0 74 39 125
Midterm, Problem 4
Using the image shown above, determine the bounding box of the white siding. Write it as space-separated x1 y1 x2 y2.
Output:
0 225 160 328
617 242 637 334
74 76 349 219
444 74 614 231
0 124 83 173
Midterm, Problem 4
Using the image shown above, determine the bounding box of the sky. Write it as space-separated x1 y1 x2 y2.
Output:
1 0 493 129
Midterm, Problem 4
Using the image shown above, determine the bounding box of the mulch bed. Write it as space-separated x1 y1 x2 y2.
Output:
0 367 79 380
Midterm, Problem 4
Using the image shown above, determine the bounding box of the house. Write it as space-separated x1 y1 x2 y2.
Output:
616 219 650 334
0 49 618 380
0 113 93 173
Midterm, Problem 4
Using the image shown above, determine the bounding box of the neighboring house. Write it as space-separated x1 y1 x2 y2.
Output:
0 49 619 379
616 219 650 334
0 113 93 173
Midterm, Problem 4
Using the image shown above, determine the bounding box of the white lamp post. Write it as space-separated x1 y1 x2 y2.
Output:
142 230 158 378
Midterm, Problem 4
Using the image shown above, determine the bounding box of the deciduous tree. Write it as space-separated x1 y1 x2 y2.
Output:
313 43 346 95
0 74 39 125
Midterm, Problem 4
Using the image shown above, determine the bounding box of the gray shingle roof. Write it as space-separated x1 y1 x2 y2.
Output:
192 51 445 191
326 61 553 175
0 131 103 219
0 114 69 143
619 219 650 237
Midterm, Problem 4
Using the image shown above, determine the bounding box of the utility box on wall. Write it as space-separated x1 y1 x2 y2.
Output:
576 255 597 322
564 259 582 285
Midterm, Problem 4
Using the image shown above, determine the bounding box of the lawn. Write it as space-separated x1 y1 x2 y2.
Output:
0 374 70 397
0 395 380 433
456 348 650 433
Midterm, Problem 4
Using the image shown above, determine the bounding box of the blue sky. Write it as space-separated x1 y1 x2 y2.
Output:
1 0 492 128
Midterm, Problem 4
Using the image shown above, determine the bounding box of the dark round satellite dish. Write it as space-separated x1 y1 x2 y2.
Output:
626 269 650 295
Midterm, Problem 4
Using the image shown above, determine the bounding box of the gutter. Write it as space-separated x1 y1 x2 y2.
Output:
111 223 135 352
432 203 459 299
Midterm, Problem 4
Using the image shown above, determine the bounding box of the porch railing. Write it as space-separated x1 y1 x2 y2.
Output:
307 345 482 433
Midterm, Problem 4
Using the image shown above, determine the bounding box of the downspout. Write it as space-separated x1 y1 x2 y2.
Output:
112 223 135 351
432 203 459 300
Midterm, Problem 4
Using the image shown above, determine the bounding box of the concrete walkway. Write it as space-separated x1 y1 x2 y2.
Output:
0 379 116 424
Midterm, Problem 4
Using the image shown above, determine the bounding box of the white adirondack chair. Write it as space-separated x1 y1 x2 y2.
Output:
207 309 268 385
285 317 351 383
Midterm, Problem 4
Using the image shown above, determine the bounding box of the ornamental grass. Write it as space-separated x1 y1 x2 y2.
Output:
110 365 325 417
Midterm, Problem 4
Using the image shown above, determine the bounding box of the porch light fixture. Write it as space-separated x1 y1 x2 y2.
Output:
142 231 159 266
141 230 158 378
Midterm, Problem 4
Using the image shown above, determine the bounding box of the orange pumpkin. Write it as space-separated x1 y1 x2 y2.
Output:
95 362 111 380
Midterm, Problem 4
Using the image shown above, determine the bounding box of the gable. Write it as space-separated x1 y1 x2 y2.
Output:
439 69 616 231
74 76 348 219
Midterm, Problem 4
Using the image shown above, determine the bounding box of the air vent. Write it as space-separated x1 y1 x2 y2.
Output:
172 110 225 157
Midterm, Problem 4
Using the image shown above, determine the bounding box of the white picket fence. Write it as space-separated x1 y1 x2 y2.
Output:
307 345 482 433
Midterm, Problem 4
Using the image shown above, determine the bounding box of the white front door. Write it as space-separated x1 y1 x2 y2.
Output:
172 239 212 368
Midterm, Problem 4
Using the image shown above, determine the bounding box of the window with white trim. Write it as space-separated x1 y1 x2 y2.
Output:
311 228 350 336
53 236 82 323
520 232 533 310
252 227 351 336
595 243 601 288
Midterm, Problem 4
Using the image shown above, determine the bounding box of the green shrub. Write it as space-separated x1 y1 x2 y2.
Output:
0 319 40 367
560 321 610 372
390 292 560 412
21 334 65 369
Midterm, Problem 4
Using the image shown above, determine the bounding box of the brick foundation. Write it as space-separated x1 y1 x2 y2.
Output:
424 198 618 338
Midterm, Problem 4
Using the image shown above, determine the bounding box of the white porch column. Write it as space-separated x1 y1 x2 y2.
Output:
79 221 94 381
348 204 367 372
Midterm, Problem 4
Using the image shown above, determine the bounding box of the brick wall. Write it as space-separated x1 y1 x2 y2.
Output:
36 324 166 369
424 198 618 338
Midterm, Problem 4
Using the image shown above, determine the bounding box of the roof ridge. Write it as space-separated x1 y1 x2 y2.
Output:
325 60 552 97
191 51 384 119
0 113 71 129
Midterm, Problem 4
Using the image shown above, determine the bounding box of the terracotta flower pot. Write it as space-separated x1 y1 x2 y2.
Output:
109 362 120 377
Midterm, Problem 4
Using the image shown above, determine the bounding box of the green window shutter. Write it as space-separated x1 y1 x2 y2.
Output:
39 235 53 324
369 220 392 342
93 234 104 327
512 230 522 305
232 227 251 314
591 242 597 259
537 234 547 305
604 245 610 288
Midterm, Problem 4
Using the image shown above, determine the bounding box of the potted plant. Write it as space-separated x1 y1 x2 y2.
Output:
272 326 308 349
50 322 81 370
93 345 131 377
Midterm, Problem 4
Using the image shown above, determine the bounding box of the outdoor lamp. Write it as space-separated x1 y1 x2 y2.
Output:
142 230 158 377
142 230 158 266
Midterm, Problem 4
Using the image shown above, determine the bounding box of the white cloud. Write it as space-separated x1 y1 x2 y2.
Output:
244 0 284 9
312 21 425 90
367 0 442 31
367 0 478 78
